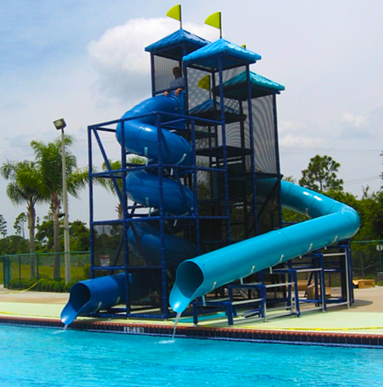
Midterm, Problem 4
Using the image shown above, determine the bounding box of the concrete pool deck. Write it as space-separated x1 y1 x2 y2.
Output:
1 285 383 347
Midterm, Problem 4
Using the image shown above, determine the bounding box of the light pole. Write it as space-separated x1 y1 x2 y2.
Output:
53 118 71 284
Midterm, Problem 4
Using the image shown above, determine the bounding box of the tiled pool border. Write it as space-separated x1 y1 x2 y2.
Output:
0 315 382 348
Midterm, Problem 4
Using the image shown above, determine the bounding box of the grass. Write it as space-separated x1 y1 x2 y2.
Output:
0 259 88 286
6 264 86 281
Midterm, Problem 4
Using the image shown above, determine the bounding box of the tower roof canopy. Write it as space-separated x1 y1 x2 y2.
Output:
182 38 261 70
214 71 285 100
145 29 210 61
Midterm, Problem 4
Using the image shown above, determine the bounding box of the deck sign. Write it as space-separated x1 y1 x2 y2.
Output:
100 255 110 267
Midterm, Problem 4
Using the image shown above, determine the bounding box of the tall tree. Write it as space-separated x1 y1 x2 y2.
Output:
101 156 145 219
281 176 307 224
1 160 45 277
35 215 54 253
299 155 344 192
369 190 383 240
69 220 90 251
102 160 124 219
14 212 27 237
0 215 7 238
381 150 383 182
30 136 88 279
0 235 29 255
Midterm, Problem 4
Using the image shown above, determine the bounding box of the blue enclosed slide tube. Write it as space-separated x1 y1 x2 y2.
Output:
61 273 151 325
115 91 196 254
169 180 360 313
61 93 197 325
116 93 192 167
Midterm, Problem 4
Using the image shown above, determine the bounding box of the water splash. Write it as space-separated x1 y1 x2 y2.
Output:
171 312 181 339
158 339 175 344
53 325 68 335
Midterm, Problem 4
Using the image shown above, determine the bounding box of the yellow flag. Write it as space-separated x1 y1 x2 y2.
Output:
166 4 181 21
197 75 211 91
204 12 221 30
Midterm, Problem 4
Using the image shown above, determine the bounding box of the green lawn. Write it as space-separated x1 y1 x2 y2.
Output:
0 257 88 286
6 263 86 281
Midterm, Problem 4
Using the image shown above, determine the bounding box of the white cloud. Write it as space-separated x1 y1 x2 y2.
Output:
279 134 326 149
278 119 326 148
87 18 217 104
279 120 310 134
341 112 367 128
339 109 383 140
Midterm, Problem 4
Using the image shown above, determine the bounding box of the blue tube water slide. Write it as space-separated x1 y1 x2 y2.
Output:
61 273 151 326
61 93 196 325
116 92 196 256
61 92 360 325
169 180 360 313
116 93 192 167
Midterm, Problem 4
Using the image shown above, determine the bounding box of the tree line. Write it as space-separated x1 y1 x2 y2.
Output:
0 137 146 278
0 136 91 278
283 154 383 242
1 140 382 272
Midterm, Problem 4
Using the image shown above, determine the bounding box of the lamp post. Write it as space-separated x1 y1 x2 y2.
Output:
53 118 71 284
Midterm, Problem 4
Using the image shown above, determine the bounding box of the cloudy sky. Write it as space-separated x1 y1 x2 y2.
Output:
1 0 382 234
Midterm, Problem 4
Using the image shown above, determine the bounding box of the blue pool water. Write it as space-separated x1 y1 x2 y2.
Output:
0 325 382 387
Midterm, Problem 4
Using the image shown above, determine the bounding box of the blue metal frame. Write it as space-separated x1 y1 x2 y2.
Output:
246 65 259 236
192 283 267 326
272 93 283 228
84 35 287 323
87 108 224 319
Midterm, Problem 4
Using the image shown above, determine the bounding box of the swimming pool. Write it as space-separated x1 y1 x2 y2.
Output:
0 325 382 386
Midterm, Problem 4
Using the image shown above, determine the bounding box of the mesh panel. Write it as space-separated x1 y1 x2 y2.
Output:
153 56 181 94
252 95 278 174
187 67 211 110
256 180 280 235
187 64 280 239
187 67 245 112
93 224 145 267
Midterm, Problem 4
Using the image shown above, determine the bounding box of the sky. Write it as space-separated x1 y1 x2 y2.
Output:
1 0 383 235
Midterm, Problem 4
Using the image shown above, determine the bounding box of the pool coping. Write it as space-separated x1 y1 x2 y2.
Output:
1 314 382 349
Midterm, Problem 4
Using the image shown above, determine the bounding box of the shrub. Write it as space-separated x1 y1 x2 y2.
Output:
9 278 35 290
83 264 91 279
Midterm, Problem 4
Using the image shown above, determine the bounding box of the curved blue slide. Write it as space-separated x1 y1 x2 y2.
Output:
61 93 360 325
116 91 196 257
169 180 360 313
61 92 196 325
61 273 151 325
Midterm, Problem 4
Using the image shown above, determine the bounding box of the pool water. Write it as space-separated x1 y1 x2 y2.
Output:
0 325 382 387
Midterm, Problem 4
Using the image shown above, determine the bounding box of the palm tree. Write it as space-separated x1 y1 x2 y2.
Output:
31 136 88 279
0 214 7 238
102 160 124 219
101 156 145 219
0 160 45 277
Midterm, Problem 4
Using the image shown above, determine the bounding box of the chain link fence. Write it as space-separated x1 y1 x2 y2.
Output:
351 240 383 281
0 252 90 292
1 241 382 291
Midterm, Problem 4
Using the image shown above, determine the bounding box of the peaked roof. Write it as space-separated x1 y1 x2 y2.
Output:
145 29 210 60
182 38 261 70
212 71 285 100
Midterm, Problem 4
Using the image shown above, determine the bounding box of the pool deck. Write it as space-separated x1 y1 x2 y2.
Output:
1 285 383 347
